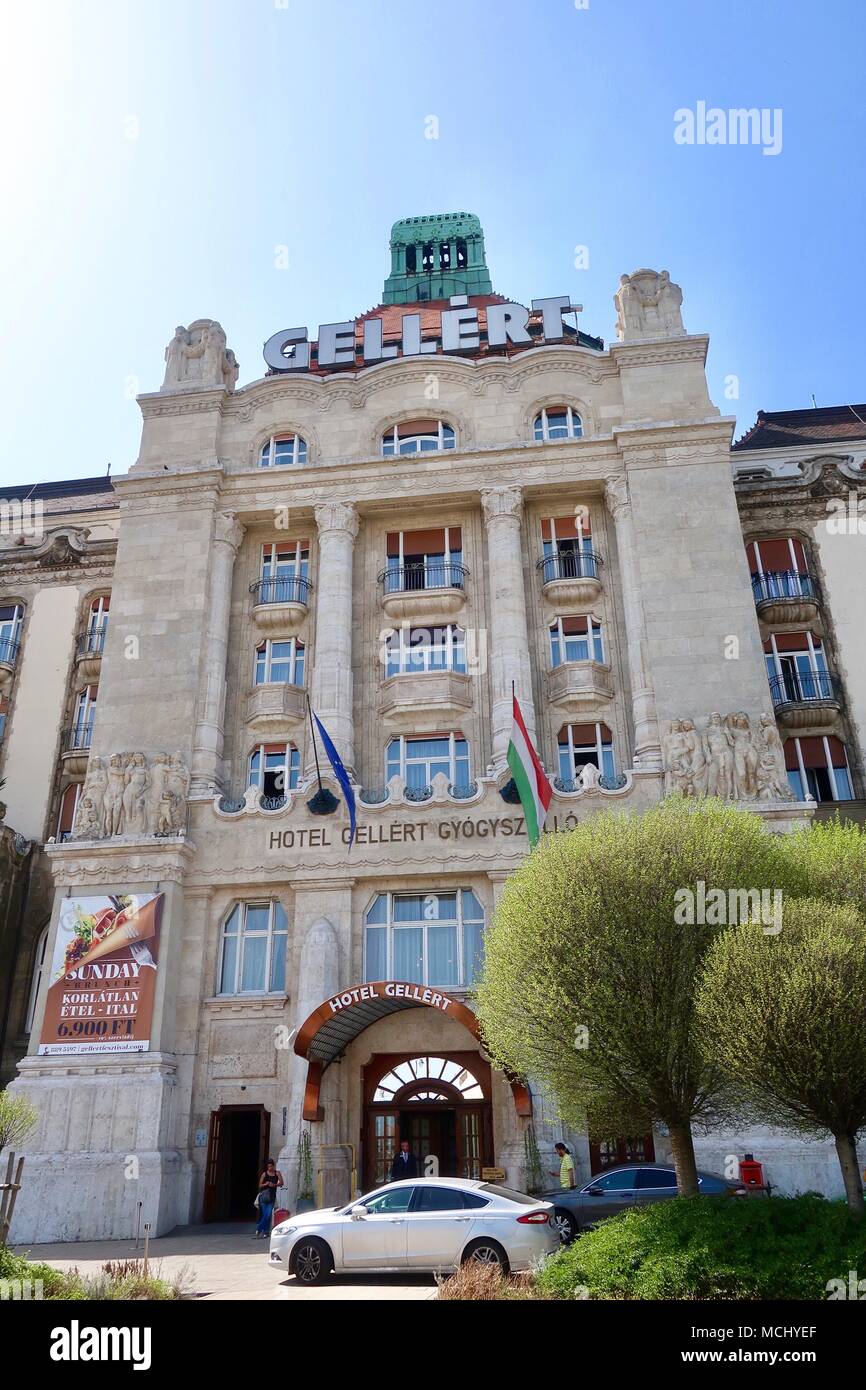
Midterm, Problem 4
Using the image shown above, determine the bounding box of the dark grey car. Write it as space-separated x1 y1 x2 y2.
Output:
544 1164 747 1243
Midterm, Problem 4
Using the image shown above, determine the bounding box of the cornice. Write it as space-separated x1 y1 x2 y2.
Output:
610 334 710 368
136 386 228 419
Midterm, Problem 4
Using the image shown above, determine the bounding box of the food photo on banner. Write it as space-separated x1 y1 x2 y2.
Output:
37 893 164 1055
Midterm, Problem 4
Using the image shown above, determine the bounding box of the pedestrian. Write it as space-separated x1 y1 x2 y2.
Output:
549 1142 576 1189
255 1158 284 1237
389 1139 419 1181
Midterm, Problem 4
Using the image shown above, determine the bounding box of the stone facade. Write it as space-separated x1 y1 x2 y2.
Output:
2 223 865 1243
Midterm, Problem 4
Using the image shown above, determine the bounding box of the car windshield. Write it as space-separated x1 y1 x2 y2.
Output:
479 1183 539 1205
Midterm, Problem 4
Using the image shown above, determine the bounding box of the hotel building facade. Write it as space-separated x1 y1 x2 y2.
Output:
2 213 864 1242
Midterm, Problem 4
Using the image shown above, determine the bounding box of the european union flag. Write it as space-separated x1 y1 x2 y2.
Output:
313 713 357 848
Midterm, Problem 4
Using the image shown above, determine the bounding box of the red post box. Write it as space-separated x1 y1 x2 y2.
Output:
739 1156 765 1189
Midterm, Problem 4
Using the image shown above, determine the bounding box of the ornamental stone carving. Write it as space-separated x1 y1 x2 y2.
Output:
480 485 523 524
162 320 239 392
314 501 360 539
662 712 793 802
213 512 245 552
73 752 191 840
614 269 685 342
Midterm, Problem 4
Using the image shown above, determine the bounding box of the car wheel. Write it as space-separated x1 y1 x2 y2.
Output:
550 1207 580 1244
291 1236 332 1286
462 1239 510 1274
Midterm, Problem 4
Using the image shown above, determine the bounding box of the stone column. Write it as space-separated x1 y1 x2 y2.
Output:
309 502 359 776
189 512 245 797
604 476 662 769
280 913 341 1202
481 486 537 769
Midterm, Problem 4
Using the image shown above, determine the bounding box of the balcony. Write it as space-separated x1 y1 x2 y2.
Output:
379 561 469 623
0 637 19 691
379 670 473 730
537 550 602 605
75 625 107 683
769 670 842 729
60 723 93 776
752 571 819 626
250 576 311 638
546 660 614 716
244 682 306 733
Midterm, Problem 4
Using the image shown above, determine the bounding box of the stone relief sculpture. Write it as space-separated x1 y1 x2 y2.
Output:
614 269 685 341
161 319 239 392
73 752 191 839
663 712 794 802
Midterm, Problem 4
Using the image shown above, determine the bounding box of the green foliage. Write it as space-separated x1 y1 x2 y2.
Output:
0 1093 38 1153
776 815 866 908
296 1128 314 1202
696 898 866 1142
476 798 785 1140
0 1246 189 1300
522 1126 544 1194
535 1195 866 1301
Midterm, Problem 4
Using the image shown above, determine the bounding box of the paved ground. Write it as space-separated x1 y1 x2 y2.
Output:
14 1224 439 1301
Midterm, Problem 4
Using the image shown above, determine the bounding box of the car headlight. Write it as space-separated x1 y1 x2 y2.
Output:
273 1223 297 1236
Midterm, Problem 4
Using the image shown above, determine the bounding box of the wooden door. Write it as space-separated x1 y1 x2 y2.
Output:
203 1110 223 1222
456 1107 484 1179
589 1132 655 1175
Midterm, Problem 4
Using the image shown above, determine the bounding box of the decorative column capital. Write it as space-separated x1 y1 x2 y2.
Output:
314 501 359 540
481 485 523 525
603 474 630 520
214 511 245 552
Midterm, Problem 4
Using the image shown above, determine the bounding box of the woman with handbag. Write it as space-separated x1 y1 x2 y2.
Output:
254 1158 284 1238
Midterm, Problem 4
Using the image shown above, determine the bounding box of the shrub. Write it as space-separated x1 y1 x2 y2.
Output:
535 1195 866 1301
437 1264 547 1301
0 1247 192 1300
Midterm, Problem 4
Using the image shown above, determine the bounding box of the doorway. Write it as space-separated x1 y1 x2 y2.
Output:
204 1105 271 1221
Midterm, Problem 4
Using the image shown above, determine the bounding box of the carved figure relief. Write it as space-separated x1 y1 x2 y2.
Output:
73 752 191 839
663 712 794 802
161 319 239 392
614 269 685 341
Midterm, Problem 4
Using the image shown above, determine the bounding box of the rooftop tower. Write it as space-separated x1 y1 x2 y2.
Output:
383 212 493 304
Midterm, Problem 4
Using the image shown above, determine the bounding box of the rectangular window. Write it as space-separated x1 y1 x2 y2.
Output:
218 900 288 995
550 615 604 666
259 541 310 603
384 528 463 592
254 639 304 686
364 889 485 988
386 734 470 789
558 722 615 783
384 625 466 677
785 736 853 802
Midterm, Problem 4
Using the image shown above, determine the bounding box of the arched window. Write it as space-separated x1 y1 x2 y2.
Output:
259 433 307 468
386 733 470 790
373 1056 485 1103
218 900 288 995
550 616 604 667
70 686 97 749
80 594 109 658
25 924 50 1033
558 722 615 783
534 406 583 442
254 638 304 687
382 420 455 456
364 890 485 988
0 603 23 667
248 743 300 801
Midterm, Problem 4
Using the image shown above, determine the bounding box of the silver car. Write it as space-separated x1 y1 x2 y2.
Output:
269 1177 559 1284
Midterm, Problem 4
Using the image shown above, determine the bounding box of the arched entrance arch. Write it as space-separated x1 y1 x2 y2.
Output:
294 981 531 1187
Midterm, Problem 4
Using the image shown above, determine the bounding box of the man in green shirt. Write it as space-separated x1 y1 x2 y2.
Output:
550 1142 576 1189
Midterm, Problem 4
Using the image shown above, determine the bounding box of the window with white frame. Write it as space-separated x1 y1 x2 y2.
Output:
259 434 307 467
534 406 583 442
0 692 8 742
540 512 596 582
254 638 305 687
382 420 455 456
558 722 615 782
71 685 97 748
0 603 23 665
386 734 470 790
784 736 853 802
25 924 50 1032
83 595 110 655
248 743 300 799
218 900 288 995
549 615 604 667
364 889 485 989
747 537 812 601
384 526 463 593
384 624 466 677
258 540 310 604
764 632 831 703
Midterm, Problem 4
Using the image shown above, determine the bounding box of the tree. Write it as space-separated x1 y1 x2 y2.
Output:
0 1092 37 1246
476 797 787 1196
696 898 866 1215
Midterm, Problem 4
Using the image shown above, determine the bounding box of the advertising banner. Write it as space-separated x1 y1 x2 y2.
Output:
38 893 164 1055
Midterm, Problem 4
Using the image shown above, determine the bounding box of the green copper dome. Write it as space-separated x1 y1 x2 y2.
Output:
383 212 493 304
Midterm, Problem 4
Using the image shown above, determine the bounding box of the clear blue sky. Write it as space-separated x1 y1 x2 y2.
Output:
1 0 863 486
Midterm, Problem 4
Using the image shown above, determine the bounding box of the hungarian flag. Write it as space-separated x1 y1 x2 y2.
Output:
506 695 552 848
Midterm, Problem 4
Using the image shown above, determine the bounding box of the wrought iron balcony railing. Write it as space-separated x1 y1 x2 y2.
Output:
250 576 312 606
380 561 468 594
768 671 840 707
76 625 108 658
0 636 20 666
62 723 94 753
751 571 814 604
536 550 602 584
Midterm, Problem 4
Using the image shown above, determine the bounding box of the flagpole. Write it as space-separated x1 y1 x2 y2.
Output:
305 692 324 793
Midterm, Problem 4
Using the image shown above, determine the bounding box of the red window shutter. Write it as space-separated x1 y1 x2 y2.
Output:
754 538 796 571
561 616 589 636
784 740 800 771
397 419 440 437
401 528 448 553
567 723 600 744
597 722 613 742
825 736 847 767
263 743 287 756
746 542 757 573
772 632 809 653
798 737 829 769
762 637 773 654
58 783 81 836
386 532 400 557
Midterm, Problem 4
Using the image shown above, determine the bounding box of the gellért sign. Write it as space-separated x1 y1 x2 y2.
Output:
263 295 581 373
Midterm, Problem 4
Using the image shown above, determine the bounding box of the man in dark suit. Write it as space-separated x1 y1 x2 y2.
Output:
390 1139 419 1181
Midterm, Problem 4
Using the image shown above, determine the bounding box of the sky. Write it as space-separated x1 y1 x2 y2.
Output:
0 0 863 487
